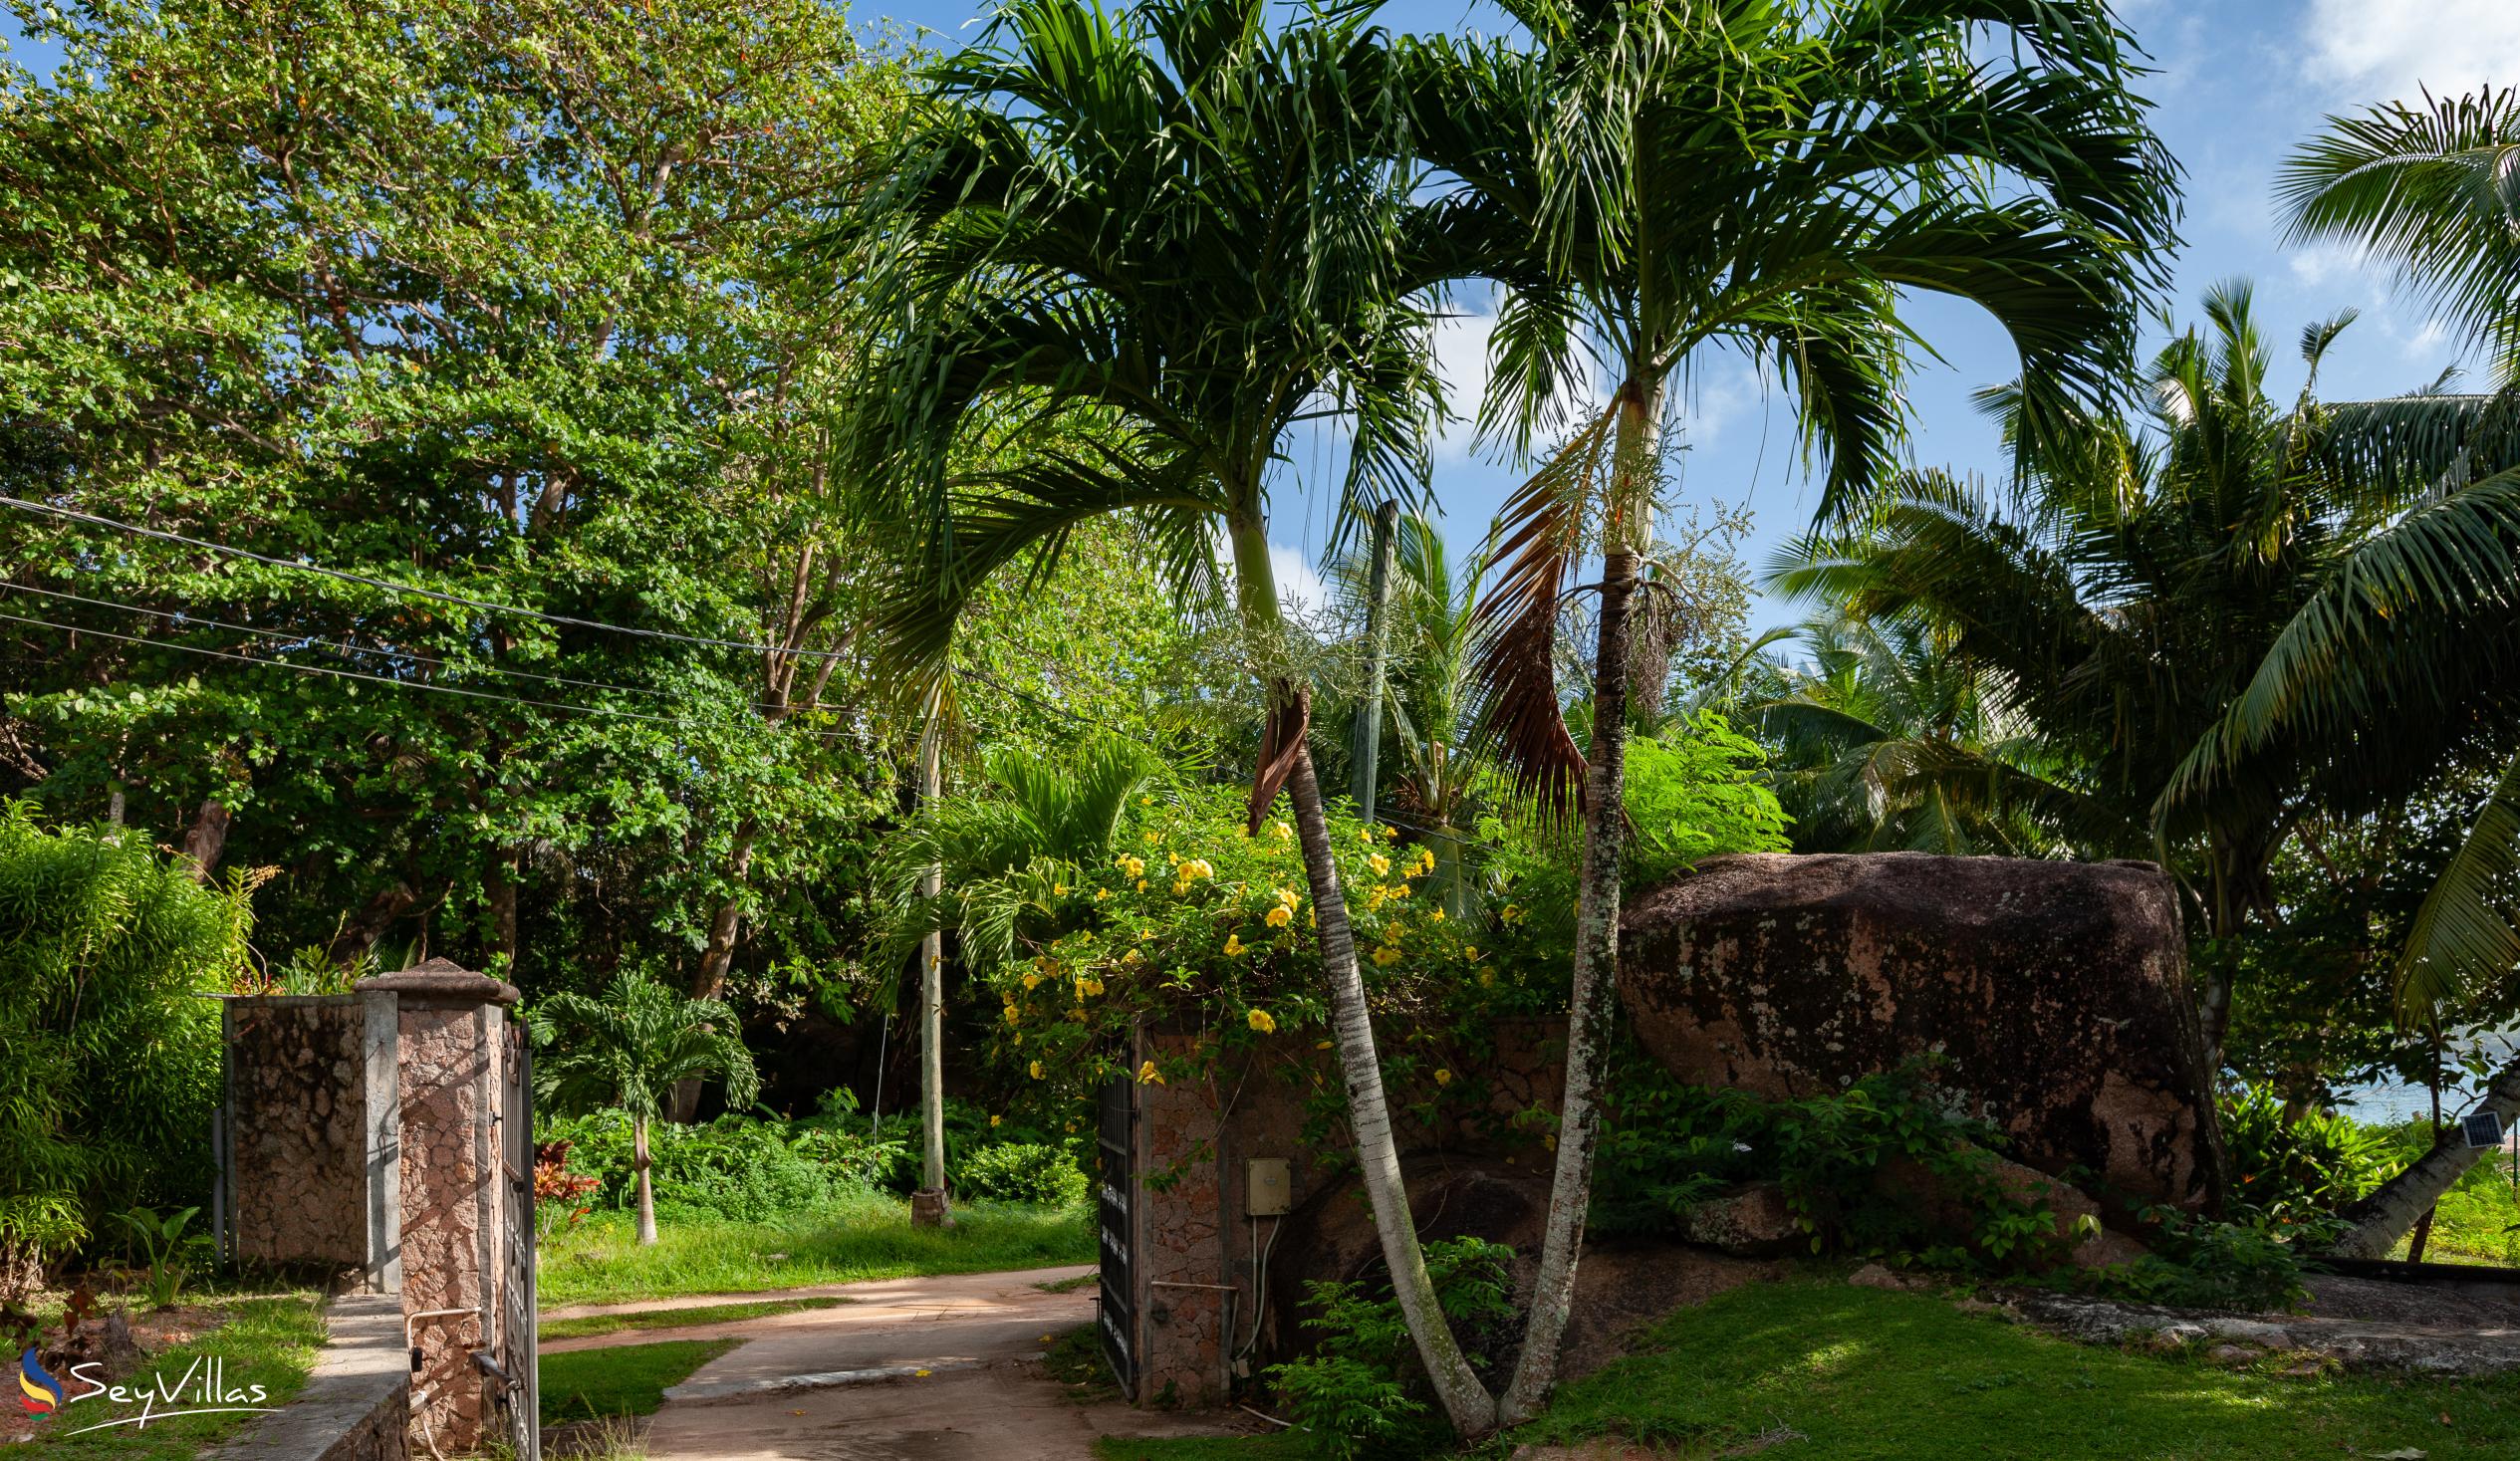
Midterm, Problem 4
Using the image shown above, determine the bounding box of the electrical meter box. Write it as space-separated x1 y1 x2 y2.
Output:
1247 1157 1292 1216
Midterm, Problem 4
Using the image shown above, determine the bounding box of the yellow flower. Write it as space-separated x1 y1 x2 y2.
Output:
1264 905 1293 928
1433 1068 1453 1087
1065 1121 1078 1133
1121 947 1144 966
989 1114 1003 1127
1003 1004 1022 1026
1136 878 1148 892
1136 1060 1165 1086
1373 946 1402 967
1464 945 1480 961
1117 854 1145 878
1180 858 1214 881
1139 795 1154 806
1096 888 1110 901
1316 1040 1335 1051
1501 903 1524 924
1382 923 1403 946
1429 907 1445 922
1477 969 1496 988
1277 886 1301 908
1069 1007 1086 1023
1368 852 1390 876
1246 1009 1276 1034
1029 1061 1045 1080
1383 826 1398 842
1359 828 1375 845
1143 831 1161 846
1171 881 1190 898
1271 821 1293 841
1224 934 1246 956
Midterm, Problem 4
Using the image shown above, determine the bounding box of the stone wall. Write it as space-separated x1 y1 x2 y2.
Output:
223 993 396 1284
1127 1017 1565 1406
201 1293 408 1461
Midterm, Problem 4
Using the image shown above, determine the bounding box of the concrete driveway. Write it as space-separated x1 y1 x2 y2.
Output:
557 1267 1255 1461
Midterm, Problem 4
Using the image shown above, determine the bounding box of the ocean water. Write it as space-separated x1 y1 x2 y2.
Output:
2334 1032 2520 1127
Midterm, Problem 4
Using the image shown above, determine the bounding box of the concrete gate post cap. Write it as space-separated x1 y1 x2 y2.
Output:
358 956 521 1008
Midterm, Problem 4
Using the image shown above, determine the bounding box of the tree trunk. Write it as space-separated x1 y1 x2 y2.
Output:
632 1113 658 1246
913 728 951 1227
1284 744 1496 1438
1501 376 1656 1424
671 824 762 1122
488 847 520 970
2327 1055 2520 1259
179 799 229 882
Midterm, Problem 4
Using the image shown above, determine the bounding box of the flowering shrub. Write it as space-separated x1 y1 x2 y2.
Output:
984 786 1509 1130
533 1140 603 1239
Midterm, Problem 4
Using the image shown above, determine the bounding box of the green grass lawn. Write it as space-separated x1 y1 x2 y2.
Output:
539 1338 739 1427
1503 1278 2520 1460
1103 1277 2520 1461
38 1294 324 1460
2396 1160 2520 1267
537 1191 1095 1308
540 1295 849 1341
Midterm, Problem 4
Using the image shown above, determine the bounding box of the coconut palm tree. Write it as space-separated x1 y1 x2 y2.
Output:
1783 286 2493 1063
2223 89 2520 1257
1750 613 2125 858
1402 0 2180 1415
533 971 761 1245
820 0 1497 1428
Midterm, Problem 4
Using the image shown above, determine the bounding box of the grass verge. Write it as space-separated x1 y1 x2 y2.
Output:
537 1192 1094 1308
1045 1323 1121 1403
1037 1270 1099 1294
540 1296 848 1341
37 1294 324 1460
540 1339 739 1428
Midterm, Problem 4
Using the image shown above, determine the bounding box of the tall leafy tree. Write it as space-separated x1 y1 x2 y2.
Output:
533 971 761 1245
1405 0 2179 1415
821 0 1499 1428
0 0 906 1007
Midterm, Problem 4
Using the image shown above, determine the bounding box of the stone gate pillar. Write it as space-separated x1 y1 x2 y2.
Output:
360 959 520 1456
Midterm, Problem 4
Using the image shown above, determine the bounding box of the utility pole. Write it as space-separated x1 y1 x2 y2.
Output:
911 720 953 1228
1349 500 1399 823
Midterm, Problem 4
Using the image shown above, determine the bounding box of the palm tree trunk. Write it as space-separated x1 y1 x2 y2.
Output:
1284 743 1497 1437
2327 1055 2520 1259
632 1112 658 1246
1501 377 1657 1423
914 726 951 1228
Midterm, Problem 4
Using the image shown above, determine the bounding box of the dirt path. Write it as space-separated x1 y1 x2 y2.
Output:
604 1266 1253 1461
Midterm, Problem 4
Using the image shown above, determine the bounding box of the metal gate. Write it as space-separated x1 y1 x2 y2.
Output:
493 1019 541 1460
1095 1075 1137 1400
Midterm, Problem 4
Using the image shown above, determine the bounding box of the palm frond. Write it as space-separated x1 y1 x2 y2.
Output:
2396 748 2520 1023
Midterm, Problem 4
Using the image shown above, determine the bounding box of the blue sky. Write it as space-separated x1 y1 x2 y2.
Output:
10 1 2520 629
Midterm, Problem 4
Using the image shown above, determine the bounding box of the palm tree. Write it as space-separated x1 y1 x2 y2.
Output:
1328 511 1493 913
821 0 1497 1428
533 971 761 1245
2213 90 2520 1257
1750 614 2124 857
1783 286 2484 1064
1403 0 2179 1416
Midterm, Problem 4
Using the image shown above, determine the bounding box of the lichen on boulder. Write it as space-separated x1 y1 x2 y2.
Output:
1619 852 2226 1224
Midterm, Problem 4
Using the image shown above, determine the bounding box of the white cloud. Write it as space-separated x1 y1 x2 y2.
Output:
1428 307 1497 462
2301 0 2520 105
1268 541 1332 616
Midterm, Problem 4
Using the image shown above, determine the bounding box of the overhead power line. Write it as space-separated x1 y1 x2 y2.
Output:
1 493 855 661
0 607 869 743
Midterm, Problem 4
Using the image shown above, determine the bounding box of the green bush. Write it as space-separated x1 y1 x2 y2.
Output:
957 1142 1088 1206
540 1110 903 1223
2216 1083 2391 1243
1591 1047 2068 1271
1267 1236 1518 1460
0 803 244 1278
